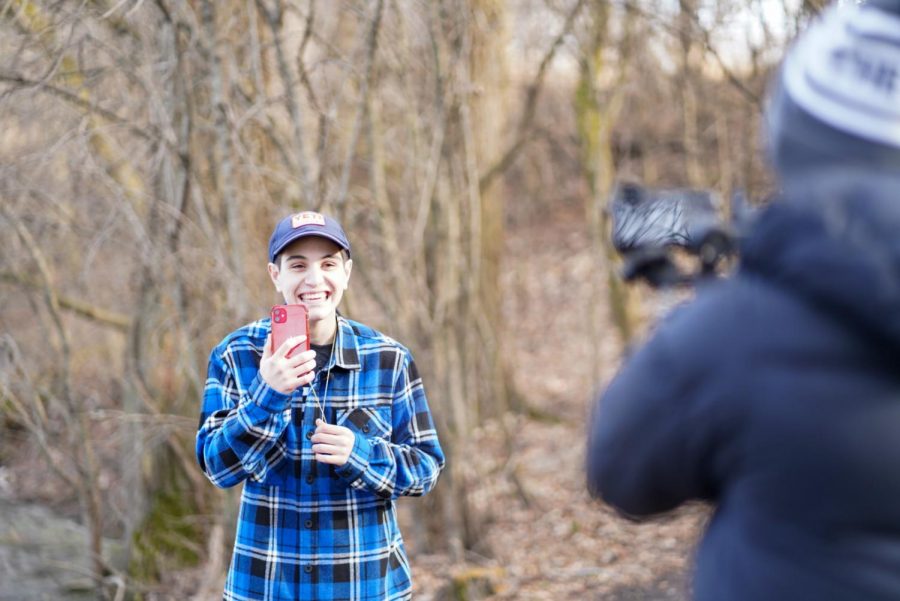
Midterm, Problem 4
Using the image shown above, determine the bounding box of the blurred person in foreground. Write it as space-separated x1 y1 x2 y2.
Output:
196 211 444 600
587 2 900 600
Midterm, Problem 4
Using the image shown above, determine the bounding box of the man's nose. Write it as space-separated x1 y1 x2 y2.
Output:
304 265 324 285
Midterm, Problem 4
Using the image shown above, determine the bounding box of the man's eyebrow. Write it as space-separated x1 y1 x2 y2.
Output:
284 251 342 261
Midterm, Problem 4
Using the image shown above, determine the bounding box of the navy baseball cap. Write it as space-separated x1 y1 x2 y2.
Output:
268 211 351 263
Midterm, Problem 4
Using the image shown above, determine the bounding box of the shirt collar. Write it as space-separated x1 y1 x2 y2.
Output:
332 315 361 371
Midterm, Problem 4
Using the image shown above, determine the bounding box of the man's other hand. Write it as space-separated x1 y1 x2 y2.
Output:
311 419 355 466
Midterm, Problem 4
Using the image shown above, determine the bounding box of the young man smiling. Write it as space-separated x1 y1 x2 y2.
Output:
197 211 445 601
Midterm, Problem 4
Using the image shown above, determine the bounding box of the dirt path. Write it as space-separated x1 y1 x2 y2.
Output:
411 205 708 599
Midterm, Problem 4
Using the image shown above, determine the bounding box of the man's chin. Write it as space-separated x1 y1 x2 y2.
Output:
307 307 335 323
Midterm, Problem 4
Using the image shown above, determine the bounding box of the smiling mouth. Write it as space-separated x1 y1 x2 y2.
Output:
300 292 328 303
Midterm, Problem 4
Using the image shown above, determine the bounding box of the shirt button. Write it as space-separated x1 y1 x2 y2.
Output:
304 564 313 573
362 424 370 433
306 430 313 440
304 519 313 529
306 474 314 484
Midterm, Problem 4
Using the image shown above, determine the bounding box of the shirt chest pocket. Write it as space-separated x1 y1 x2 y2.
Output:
337 405 392 440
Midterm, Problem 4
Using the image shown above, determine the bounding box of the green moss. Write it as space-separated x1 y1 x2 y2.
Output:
130 474 202 586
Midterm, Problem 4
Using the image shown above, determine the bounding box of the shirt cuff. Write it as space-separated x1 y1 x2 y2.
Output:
246 373 292 415
336 432 374 483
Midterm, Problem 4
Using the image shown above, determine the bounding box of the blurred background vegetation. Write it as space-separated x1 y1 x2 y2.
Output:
0 0 827 598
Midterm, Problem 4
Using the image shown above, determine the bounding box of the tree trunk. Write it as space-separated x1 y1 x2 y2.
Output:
466 0 511 419
576 0 641 362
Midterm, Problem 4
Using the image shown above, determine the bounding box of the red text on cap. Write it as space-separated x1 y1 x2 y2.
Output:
292 212 326 228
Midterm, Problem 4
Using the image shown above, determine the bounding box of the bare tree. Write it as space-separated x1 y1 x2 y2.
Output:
0 0 809 596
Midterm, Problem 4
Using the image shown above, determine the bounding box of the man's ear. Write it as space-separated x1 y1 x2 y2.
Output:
344 258 353 283
267 261 281 292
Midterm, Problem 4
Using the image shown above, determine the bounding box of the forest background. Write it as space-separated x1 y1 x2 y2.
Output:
0 0 834 599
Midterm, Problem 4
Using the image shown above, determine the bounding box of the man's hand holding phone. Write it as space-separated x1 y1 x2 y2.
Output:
260 334 317 395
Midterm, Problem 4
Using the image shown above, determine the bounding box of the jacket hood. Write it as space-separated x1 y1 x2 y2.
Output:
741 169 900 349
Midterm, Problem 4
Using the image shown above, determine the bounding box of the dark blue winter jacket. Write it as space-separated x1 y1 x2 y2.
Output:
587 169 900 601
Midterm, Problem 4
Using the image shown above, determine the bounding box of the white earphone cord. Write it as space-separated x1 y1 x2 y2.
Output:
307 324 337 422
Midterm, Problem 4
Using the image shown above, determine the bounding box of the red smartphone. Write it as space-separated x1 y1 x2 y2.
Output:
270 304 310 358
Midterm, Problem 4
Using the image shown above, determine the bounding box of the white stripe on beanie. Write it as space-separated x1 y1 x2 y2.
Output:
783 4 900 149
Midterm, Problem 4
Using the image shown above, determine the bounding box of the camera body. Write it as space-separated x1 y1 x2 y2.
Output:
610 181 750 288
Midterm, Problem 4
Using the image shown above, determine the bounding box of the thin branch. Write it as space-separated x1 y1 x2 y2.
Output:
296 0 318 111
256 0 316 204
153 0 173 24
412 0 447 256
201 0 248 317
1 207 71 361
0 73 168 147
479 0 588 192
693 21 762 107
0 382 82 491
330 0 385 211
615 0 762 107
0 271 130 332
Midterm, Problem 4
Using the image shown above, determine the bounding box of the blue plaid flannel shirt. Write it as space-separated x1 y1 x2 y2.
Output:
197 315 445 601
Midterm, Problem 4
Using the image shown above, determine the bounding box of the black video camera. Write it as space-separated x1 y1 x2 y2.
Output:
610 181 754 288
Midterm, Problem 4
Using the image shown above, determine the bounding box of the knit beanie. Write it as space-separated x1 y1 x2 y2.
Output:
766 1 900 177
